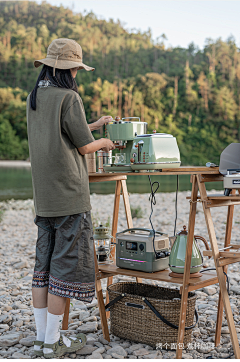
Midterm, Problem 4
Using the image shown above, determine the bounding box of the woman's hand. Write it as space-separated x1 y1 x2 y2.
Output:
78 138 115 155
88 116 113 131
101 139 115 152
96 116 113 128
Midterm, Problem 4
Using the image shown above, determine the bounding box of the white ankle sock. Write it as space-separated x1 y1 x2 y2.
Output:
33 307 47 351
43 312 77 355
44 312 63 354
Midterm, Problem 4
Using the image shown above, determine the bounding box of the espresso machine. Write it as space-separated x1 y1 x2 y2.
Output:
103 117 181 172
103 117 147 172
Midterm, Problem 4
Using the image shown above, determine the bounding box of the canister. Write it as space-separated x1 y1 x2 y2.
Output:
97 150 104 173
85 152 96 173
103 151 112 165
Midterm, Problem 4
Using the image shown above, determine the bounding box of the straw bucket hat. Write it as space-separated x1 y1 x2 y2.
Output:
34 38 95 76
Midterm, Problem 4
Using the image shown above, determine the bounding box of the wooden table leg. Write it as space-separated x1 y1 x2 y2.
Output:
197 177 240 358
215 190 235 346
176 175 199 358
62 298 70 330
94 244 110 341
106 180 122 319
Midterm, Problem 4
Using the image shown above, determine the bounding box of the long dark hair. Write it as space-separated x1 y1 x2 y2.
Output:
30 65 78 110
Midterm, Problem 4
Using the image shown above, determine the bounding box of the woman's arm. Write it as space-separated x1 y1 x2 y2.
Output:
88 116 113 131
78 138 115 155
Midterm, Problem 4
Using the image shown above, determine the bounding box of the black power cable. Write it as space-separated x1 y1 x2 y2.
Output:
148 175 160 258
199 268 230 295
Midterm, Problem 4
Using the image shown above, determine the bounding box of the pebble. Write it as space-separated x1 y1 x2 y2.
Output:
203 287 217 296
221 326 230 334
0 196 239 359
143 351 160 359
92 308 100 316
133 348 150 356
94 341 103 348
13 261 29 269
129 343 144 351
182 352 194 359
98 336 109 345
11 352 31 359
12 320 23 327
83 316 98 322
19 335 35 346
0 332 23 347
79 310 90 321
107 345 127 357
111 352 125 359
77 321 98 334
69 312 80 319
230 286 240 295
90 351 103 359
0 324 10 332
76 345 98 355
102 353 112 358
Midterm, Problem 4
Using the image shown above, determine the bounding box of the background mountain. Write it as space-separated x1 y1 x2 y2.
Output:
0 0 239 164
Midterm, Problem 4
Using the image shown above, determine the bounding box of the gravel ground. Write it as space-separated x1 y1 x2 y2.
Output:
0 191 239 359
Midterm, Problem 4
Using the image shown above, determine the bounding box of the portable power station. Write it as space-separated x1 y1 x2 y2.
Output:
116 228 169 273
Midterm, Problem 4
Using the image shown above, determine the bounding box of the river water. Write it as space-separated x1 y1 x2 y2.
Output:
0 167 224 201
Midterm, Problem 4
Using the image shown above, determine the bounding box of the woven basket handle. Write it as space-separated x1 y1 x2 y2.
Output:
105 293 126 311
143 297 198 330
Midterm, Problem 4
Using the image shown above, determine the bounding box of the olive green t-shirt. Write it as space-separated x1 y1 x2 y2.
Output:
27 87 95 217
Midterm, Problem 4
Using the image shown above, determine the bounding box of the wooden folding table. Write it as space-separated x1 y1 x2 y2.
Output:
63 167 240 359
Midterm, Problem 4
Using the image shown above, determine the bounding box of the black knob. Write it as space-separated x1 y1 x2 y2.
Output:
139 244 144 251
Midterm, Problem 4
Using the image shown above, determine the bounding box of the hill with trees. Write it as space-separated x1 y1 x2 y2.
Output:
0 0 239 165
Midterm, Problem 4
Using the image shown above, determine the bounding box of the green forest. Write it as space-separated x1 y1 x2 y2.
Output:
0 1 239 165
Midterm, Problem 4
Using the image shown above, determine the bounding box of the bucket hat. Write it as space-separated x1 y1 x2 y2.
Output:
34 38 94 76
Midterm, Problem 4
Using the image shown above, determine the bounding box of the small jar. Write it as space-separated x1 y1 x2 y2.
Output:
97 150 104 173
103 150 112 165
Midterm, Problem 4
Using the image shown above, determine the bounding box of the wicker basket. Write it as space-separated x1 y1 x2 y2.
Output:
107 282 197 348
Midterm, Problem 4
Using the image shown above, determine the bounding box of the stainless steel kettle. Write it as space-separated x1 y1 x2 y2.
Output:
169 225 210 274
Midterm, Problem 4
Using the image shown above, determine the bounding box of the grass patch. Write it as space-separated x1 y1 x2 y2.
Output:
91 212 111 231
131 206 144 219
0 210 5 223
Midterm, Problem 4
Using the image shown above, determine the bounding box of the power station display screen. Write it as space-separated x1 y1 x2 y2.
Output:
126 241 138 251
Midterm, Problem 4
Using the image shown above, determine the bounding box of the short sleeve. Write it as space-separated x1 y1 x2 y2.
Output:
61 97 94 148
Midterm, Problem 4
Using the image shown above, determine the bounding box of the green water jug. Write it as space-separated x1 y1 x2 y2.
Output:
169 225 209 274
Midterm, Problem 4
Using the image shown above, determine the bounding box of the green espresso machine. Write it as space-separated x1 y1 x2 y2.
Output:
104 117 147 172
104 117 181 172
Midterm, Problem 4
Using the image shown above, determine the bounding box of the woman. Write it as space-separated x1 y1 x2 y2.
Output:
27 38 115 358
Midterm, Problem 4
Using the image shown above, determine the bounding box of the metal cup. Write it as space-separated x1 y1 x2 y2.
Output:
97 150 104 173
103 150 112 165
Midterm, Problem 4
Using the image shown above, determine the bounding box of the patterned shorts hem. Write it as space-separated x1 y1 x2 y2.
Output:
32 271 49 288
48 288 95 303
48 274 95 302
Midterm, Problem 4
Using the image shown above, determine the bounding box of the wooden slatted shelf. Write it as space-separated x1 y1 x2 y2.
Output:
203 245 240 267
98 264 218 291
186 194 240 208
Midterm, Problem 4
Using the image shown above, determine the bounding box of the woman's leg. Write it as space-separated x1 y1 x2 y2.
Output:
43 212 95 356
32 287 48 308
32 217 55 352
48 293 67 315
